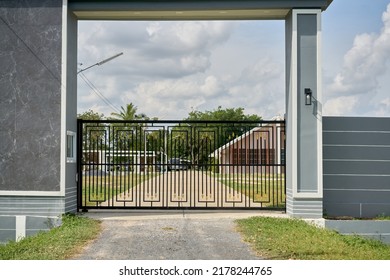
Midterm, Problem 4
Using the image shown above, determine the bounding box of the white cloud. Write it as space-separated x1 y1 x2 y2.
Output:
172 21 235 50
77 20 238 118
180 54 210 74
227 57 285 118
200 76 224 97
121 74 232 117
77 3 390 120
78 20 286 119
323 96 359 116
240 57 282 85
79 21 235 78
377 97 390 115
324 3 390 116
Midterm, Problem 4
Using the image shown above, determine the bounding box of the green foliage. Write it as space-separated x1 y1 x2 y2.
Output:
78 109 105 120
110 103 148 121
167 106 263 167
78 110 107 150
236 217 390 260
108 103 150 151
186 106 261 122
0 214 101 260
210 157 219 173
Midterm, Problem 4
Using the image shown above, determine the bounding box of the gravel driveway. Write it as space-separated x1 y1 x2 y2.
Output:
74 211 286 260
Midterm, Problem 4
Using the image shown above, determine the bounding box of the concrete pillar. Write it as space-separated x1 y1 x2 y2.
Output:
285 9 323 218
0 0 77 221
0 0 63 203
0 0 78 242
62 0 78 213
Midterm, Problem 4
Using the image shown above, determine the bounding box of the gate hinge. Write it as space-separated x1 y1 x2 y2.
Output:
76 172 79 183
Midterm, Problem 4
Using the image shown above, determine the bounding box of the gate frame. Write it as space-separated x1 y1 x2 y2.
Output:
77 119 286 211
63 0 329 218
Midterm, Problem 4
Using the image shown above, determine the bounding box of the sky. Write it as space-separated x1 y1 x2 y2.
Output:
77 0 390 120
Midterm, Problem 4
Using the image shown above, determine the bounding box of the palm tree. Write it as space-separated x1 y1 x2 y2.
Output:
110 103 139 121
109 103 149 152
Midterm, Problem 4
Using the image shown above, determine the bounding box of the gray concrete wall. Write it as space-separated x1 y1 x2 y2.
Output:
323 117 390 218
297 13 319 193
0 0 62 192
325 220 390 245
0 1 71 242
0 215 61 244
0 216 15 243
0 196 64 216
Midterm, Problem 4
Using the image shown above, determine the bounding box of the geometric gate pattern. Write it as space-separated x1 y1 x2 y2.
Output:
77 119 285 211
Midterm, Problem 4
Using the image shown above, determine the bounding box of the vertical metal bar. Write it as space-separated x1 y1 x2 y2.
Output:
131 129 135 207
76 119 83 210
91 138 96 207
86 125 90 208
136 125 140 207
99 133 103 207
271 126 274 207
190 124 194 208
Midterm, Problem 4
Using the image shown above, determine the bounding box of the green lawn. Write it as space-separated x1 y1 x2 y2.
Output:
0 214 101 260
215 173 285 208
81 173 158 206
236 216 390 260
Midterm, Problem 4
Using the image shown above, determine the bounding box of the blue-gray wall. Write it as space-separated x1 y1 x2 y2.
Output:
0 215 61 244
323 117 390 218
65 3 79 214
285 10 323 219
297 14 319 193
324 220 390 244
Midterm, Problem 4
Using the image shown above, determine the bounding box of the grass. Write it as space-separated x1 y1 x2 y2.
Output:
222 180 285 208
0 214 101 260
82 173 157 206
236 216 390 260
215 173 285 208
375 214 390 220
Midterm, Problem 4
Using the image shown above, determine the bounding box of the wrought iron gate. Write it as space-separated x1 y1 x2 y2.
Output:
77 119 285 211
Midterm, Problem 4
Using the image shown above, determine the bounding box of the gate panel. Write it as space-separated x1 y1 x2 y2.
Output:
77 119 285 210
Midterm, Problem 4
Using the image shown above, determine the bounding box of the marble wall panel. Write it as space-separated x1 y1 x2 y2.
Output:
0 0 62 192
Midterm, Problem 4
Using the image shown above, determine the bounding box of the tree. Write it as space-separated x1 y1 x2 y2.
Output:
186 106 261 122
170 106 262 169
108 103 150 152
78 109 107 151
110 103 147 121
77 110 107 167
77 109 105 120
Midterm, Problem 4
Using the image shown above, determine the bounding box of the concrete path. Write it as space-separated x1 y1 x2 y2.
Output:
73 210 287 260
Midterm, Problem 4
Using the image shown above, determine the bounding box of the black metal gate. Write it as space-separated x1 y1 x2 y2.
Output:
77 119 285 211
